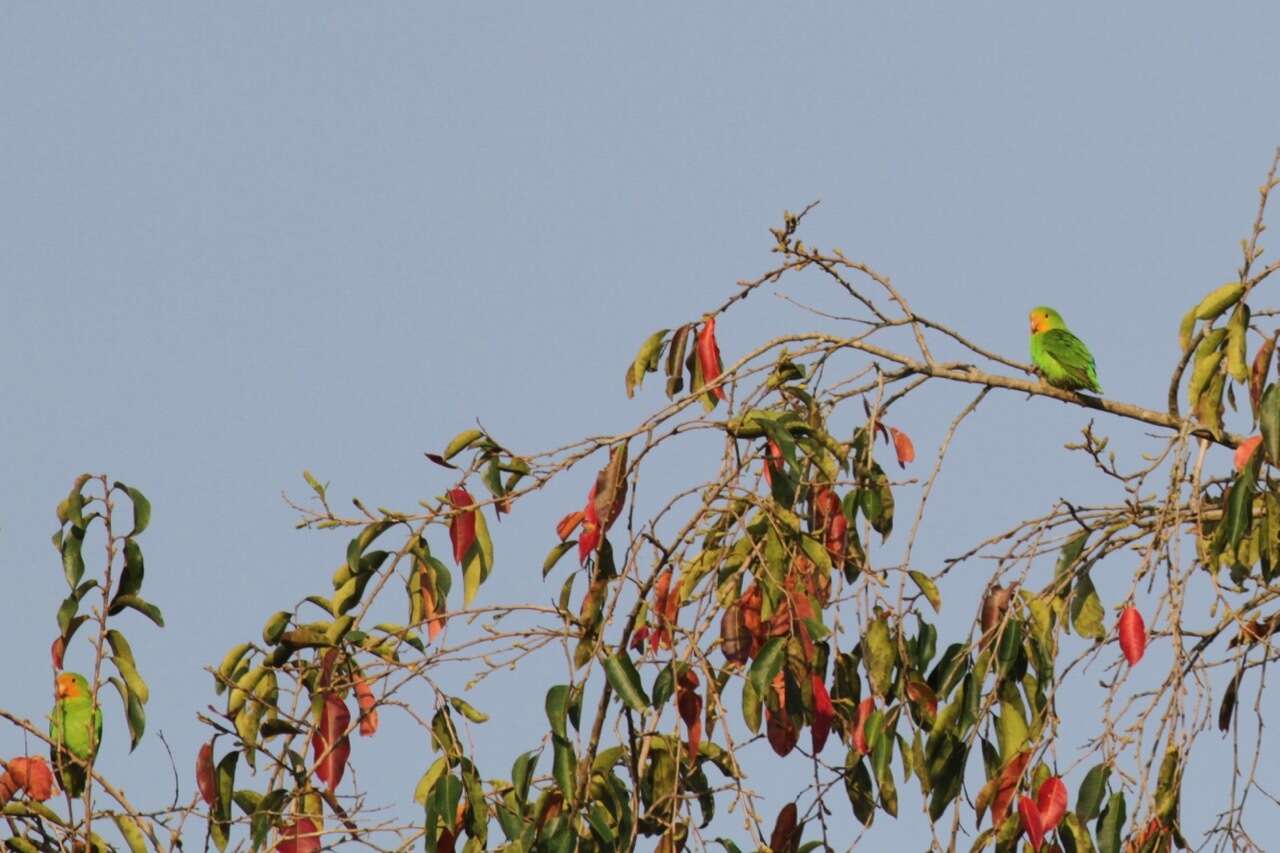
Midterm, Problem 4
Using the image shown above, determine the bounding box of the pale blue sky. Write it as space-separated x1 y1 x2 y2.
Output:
3 4 1279 850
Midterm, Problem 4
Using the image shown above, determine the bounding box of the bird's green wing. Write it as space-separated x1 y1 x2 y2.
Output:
1040 328 1102 392
50 698 100 797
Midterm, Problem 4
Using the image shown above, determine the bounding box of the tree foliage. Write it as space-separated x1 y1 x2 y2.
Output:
4 148 1280 852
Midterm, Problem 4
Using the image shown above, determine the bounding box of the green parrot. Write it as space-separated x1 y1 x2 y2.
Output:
49 672 102 797
1029 306 1103 393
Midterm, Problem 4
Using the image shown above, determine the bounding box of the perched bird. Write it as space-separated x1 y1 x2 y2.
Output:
1029 306 1103 393
49 672 102 797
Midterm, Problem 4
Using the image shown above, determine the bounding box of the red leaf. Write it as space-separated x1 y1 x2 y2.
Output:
555 510 585 541
8 757 55 802
768 802 799 853
1019 795 1046 851
889 427 915 468
810 675 834 753
1118 605 1147 666
852 698 874 756
766 706 799 757
195 743 216 806
1036 776 1067 832
312 694 352 791
990 751 1030 828
739 585 764 658
578 483 601 565
276 817 321 853
51 637 65 672
696 315 727 400
825 512 848 569
676 670 703 760
630 626 649 652
447 487 477 565
1235 435 1263 471
762 439 783 487
354 675 378 737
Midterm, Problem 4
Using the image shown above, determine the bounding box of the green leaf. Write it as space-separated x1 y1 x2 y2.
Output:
625 329 669 398
262 611 291 645
1223 457 1259 557
1096 791 1126 853
1054 532 1088 593
863 617 896 697
112 813 148 853
552 737 577 803
251 788 288 850
1059 812 1096 853
1193 281 1245 321
106 676 146 751
749 637 787 697
1261 384 1280 464
211 750 237 852
996 702 1027 764
1075 763 1109 821
116 539 145 600
512 749 538 807
844 751 876 827
545 685 570 740
462 508 494 606
543 541 576 576
652 662 675 709
742 678 762 733
927 739 967 821
61 524 86 589
909 571 942 611
108 594 165 628
603 650 650 711
214 643 252 695
413 757 449 806
443 428 486 461
450 696 490 723
113 482 152 537
1070 571 1105 640
107 629 150 704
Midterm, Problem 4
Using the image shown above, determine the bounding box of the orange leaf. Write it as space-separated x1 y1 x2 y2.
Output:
276 817 321 853
1119 605 1146 666
7 757 54 802
312 694 352 791
1036 776 1067 832
354 675 379 737
1019 795 1045 851
889 427 915 468
555 510 585 541
195 743 216 806
696 316 726 400
810 675 834 753
1235 435 1262 471
421 570 445 643
447 487 477 565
